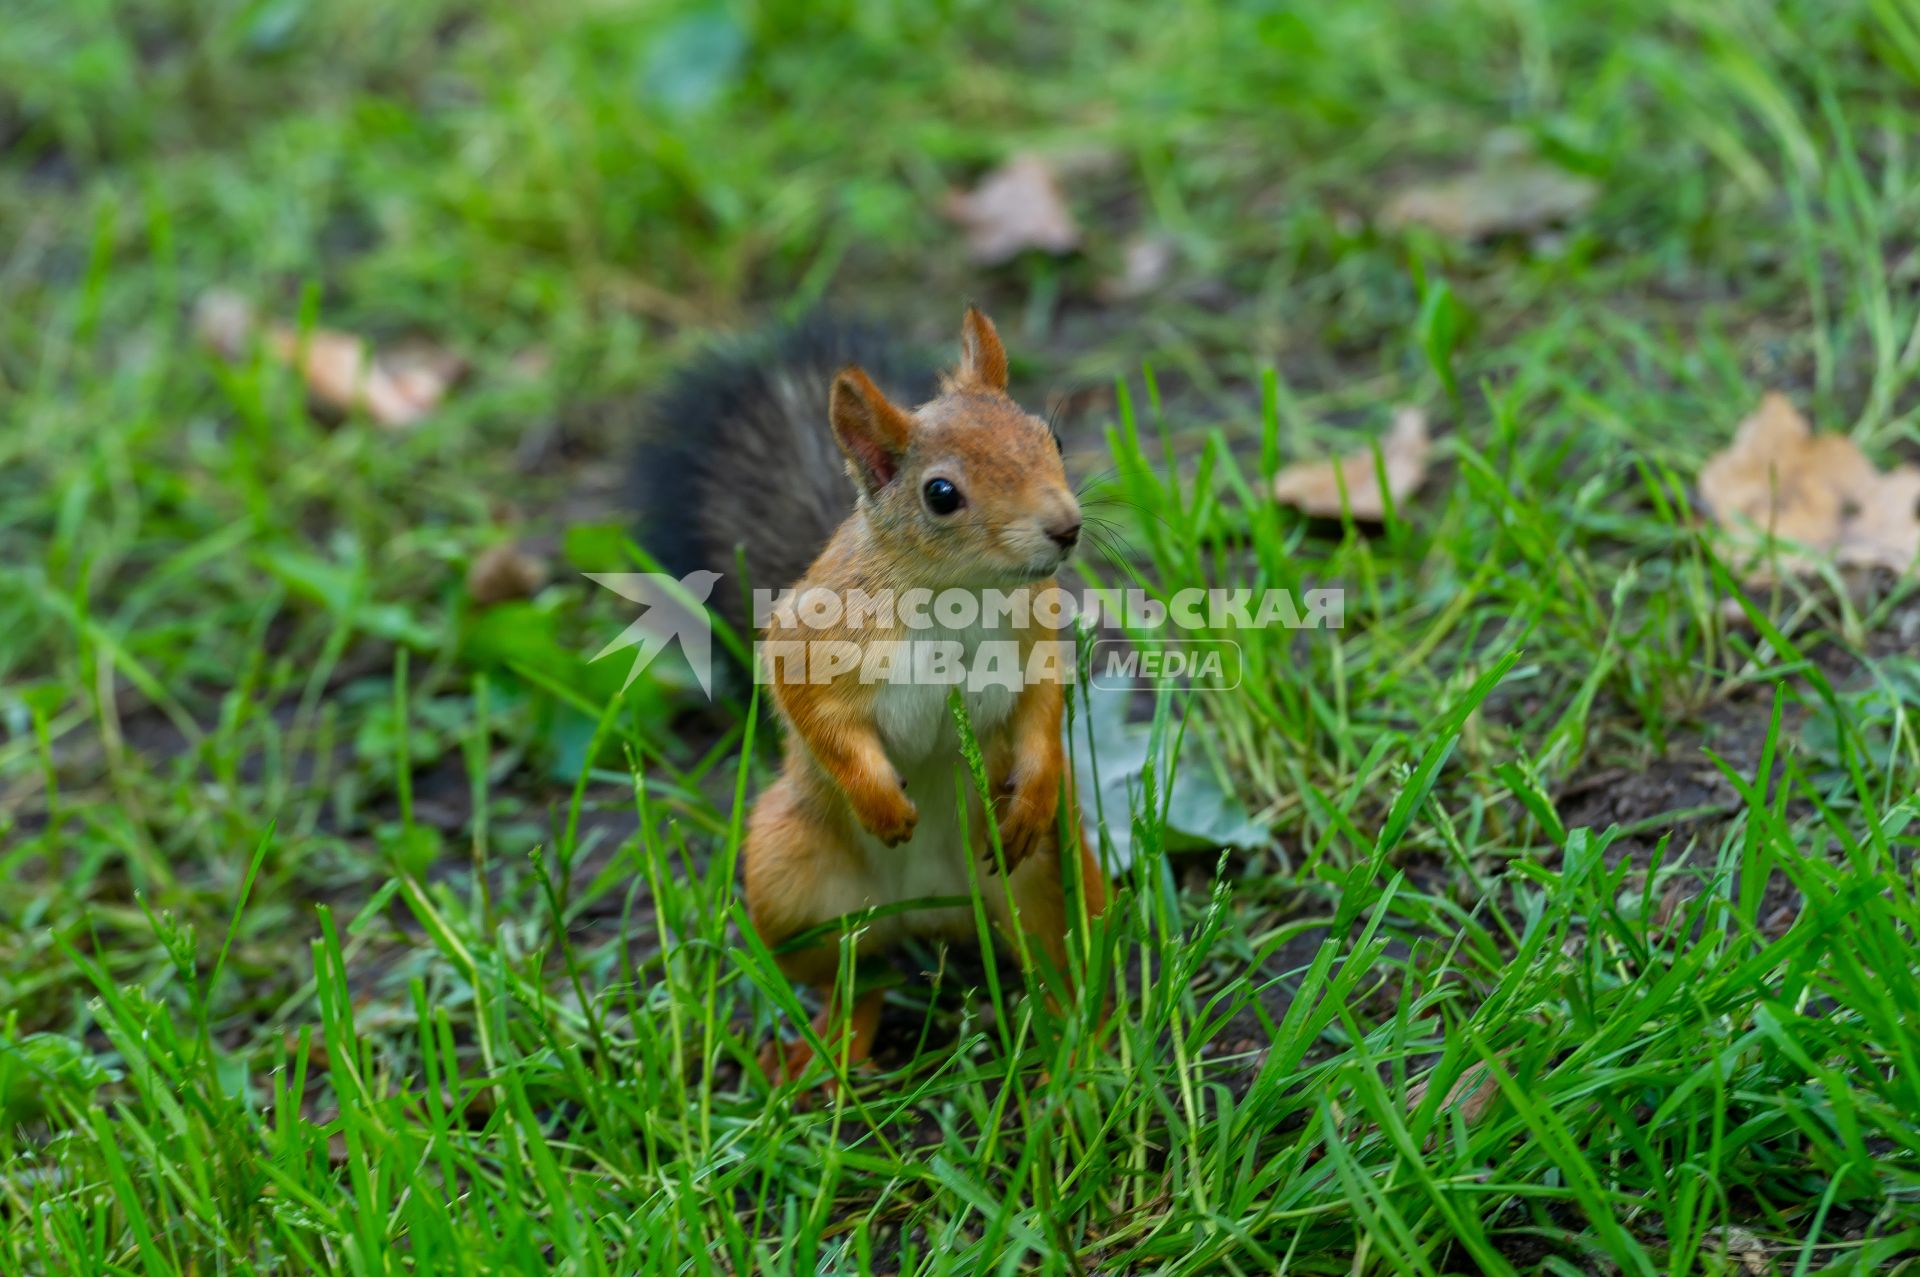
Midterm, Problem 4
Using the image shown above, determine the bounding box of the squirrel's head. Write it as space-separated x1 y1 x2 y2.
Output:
829 307 1082 586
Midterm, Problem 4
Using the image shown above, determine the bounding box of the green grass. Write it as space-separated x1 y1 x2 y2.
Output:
5 0 1920 1271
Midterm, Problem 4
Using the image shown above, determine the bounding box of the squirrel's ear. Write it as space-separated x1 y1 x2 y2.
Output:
830 366 913 495
957 306 1009 392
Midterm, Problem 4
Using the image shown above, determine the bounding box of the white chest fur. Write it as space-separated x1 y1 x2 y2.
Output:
851 615 1020 934
871 615 1018 761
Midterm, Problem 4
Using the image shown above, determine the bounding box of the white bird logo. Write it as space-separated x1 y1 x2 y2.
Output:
584 570 724 698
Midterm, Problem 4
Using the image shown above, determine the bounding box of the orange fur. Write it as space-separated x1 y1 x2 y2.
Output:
742 308 1105 1085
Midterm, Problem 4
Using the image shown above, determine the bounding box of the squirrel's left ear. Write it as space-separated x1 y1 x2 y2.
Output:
957 306 1009 392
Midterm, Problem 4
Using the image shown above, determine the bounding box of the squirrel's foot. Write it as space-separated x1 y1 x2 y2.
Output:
759 1034 835 1091
757 1037 848 1111
757 990 886 1101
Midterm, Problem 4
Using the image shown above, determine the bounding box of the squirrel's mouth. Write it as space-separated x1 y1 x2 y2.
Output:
1019 552 1071 580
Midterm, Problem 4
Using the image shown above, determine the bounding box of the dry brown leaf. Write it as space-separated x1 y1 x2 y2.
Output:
1652 878 1695 932
1844 466 1920 570
1438 1061 1500 1124
466 542 550 606
1098 234 1176 302
1272 407 1430 521
944 153 1081 265
194 290 465 429
374 338 467 422
1699 393 1920 581
1713 1227 1773 1276
1382 163 1596 240
1406 1051 1506 1129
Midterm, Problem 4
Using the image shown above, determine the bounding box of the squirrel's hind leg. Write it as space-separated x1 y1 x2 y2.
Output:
758 988 885 1089
988 814 1113 1074
743 774 885 1089
988 804 1109 983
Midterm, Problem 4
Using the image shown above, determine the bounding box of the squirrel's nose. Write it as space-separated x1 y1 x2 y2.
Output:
1047 519 1082 550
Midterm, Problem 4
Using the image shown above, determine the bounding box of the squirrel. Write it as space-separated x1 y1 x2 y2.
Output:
636 306 1109 1082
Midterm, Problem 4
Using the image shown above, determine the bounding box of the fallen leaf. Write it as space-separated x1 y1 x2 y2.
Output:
1272 407 1430 521
1712 1227 1773 1276
1445 1064 1502 1123
1098 234 1176 302
372 338 468 423
1699 393 1920 581
466 542 551 606
194 290 465 429
1760 902 1798 938
944 153 1081 265
1652 878 1695 932
1406 1053 1504 1125
1843 467 1920 570
1383 161 1596 240
1070 689 1267 869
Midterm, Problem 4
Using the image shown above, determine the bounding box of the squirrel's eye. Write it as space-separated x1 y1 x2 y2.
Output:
923 477 963 515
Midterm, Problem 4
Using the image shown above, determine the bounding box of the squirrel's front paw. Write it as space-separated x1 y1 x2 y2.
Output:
855 784 919 847
992 776 1059 870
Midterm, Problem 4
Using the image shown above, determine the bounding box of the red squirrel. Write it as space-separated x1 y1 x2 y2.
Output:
637 307 1109 1081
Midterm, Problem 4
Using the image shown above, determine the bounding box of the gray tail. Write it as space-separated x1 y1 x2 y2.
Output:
631 316 932 639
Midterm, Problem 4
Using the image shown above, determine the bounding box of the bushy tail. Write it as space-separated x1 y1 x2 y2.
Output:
631 316 931 639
